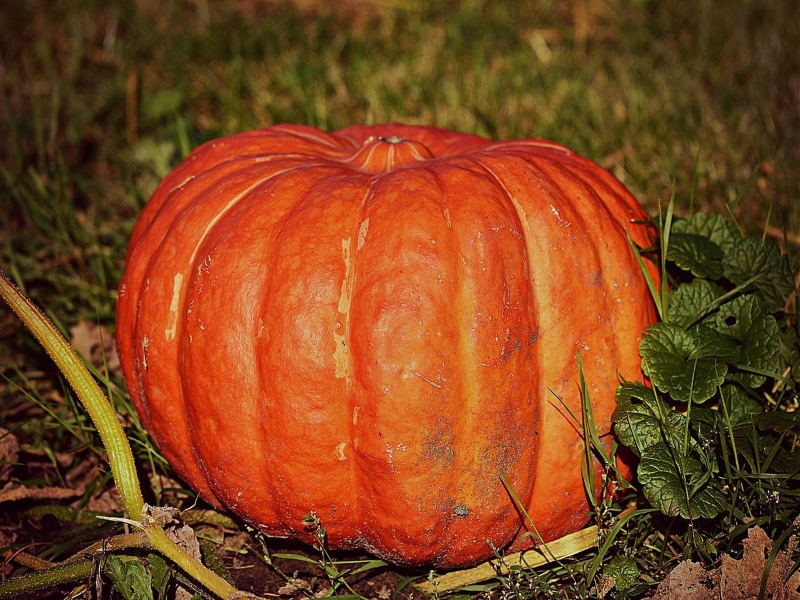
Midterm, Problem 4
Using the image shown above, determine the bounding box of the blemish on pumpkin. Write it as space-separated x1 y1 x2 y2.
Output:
549 203 572 228
337 239 352 314
412 370 443 389
174 175 195 191
443 206 452 227
333 334 348 378
141 335 151 371
352 406 360 425
357 218 369 250
422 433 456 468
164 273 183 341
335 442 348 461
385 444 398 473
333 238 354 379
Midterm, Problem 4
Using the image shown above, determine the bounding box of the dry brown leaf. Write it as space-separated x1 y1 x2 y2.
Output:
69 319 120 374
85 488 124 514
651 560 717 600
145 506 203 600
720 524 800 599
653 524 800 599
0 428 19 483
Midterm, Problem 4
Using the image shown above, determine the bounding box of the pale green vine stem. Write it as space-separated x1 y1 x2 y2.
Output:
0 271 144 518
0 270 240 600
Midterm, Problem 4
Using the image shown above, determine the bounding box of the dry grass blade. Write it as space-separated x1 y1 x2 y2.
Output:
416 525 599 594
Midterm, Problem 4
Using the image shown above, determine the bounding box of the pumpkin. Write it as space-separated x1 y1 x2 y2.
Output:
116 123 658 568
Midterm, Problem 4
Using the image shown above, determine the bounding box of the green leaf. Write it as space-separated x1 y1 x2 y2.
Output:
755 411 800 435
147 554 170 598
613 382 685 456
104 556 154 600
142 89 185 122
667 279 725 327
672 213 740 254
666 233 724 279
764 443 800 474
716 295 781 387
733 428 800 474
638 442 727 519
603 555 640 591
640 323 739 403
720 383 762 427
722 237 795 313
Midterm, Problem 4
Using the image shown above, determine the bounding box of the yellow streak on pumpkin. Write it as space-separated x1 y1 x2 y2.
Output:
333 238 353 379
164 273 183 341
357 218 370 250
472 158 532 263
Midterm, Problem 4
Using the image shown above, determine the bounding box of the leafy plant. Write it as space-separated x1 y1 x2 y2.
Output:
614 210 799 558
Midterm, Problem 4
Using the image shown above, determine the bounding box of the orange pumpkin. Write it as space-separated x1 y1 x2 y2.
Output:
116 124 657 568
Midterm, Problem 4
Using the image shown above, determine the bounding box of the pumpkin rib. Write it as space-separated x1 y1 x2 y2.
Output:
154 164 317 507
462 154 541 508
339 178 374 538
430 159 540 556
464 148 641 543
347 168 467 558
273 122 354 152
499 151 604 533
527 152 650 539
250 169 372 535
131 161 323 423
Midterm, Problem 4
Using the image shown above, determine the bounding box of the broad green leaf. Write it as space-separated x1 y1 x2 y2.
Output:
613 382 685 456
755 411 800 435
640 323 739 403
672 213 740 254
722 237 795 313
613 380 653 407
781 327 800 381
104 556 155 600
733 428 800 474
716 295 781 387
147 554 170 597
603 555 640 591
765 443 800 473
667 279 725 327
720 383 762 426
666 233 724 279
638 441 727 519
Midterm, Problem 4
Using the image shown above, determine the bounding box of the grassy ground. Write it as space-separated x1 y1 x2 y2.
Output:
1 0 798 597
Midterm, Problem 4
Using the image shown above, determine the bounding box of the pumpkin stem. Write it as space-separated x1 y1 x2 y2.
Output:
348 135 435 173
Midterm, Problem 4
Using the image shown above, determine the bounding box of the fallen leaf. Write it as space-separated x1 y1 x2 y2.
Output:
85 488 124 514
69 319 121 374
144 505 202 600
0 428 19 483
652 524 800 599
720 523 800 599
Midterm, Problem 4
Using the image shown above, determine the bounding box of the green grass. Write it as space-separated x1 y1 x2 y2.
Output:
1 0 798 597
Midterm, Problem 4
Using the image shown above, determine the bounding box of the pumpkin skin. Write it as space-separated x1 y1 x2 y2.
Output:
116 123 658 568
